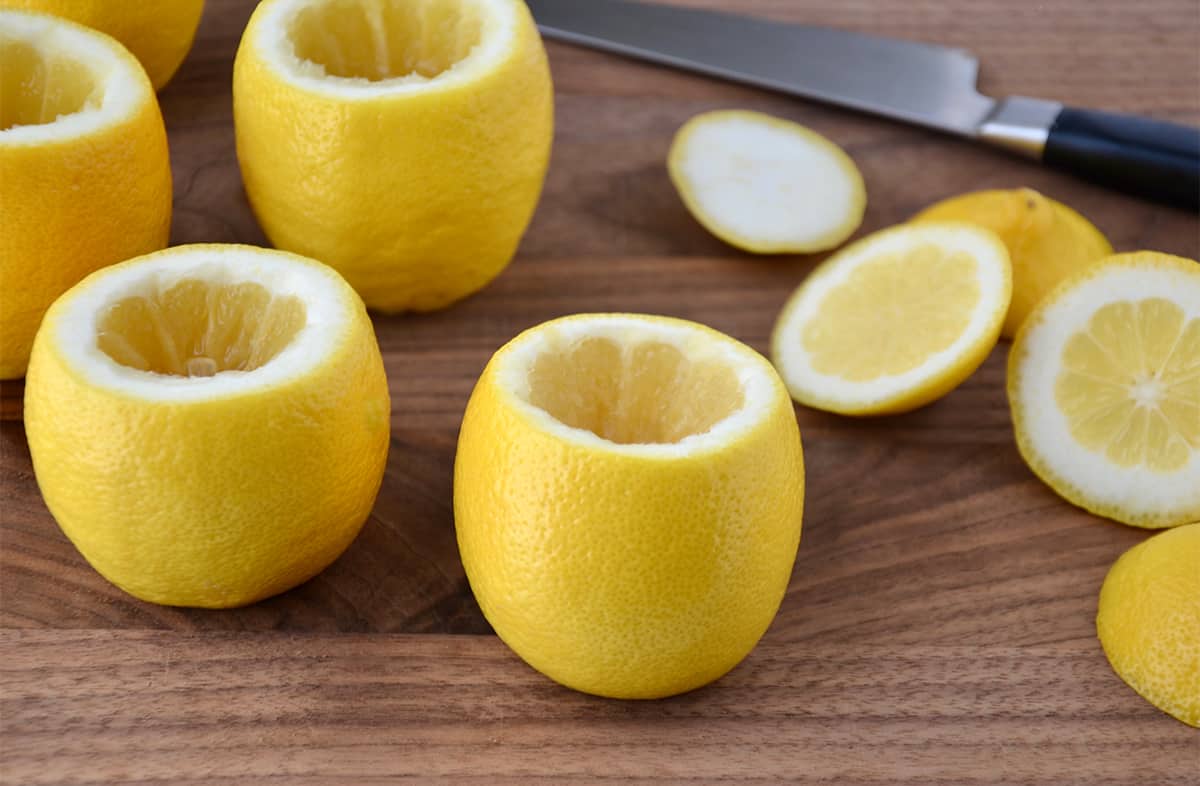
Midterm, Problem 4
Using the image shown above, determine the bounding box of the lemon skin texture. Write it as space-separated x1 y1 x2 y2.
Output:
455 315 805 699
24 246 391 608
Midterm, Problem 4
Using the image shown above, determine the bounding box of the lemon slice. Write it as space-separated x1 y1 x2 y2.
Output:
0 9 172 379
913 188 1113 338
668 110 866 254
1008 252 1200 529
771 223 1011 415
24 244 390 608
455 314 804 699
1097 522 1200 727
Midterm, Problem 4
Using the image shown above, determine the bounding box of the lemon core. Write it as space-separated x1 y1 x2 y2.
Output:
0 36 100 130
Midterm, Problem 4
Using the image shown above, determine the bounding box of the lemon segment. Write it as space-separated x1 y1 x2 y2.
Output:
1097 523 1200 727
1009 252 1200 529
24 245 391 608
0 0 205 90
455 314 804 699
0 9 172 379
233 0 553 313
771 223 1011 415
668 110 866 254
913 188 1112 338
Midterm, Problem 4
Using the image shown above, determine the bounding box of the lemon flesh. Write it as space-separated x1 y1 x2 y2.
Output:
1009 252 1200 528
1097 523 1200 727
914 188 1112 338
0 0 205 90
772 223 1012 415
455 314 804 699
669 110 866 254
24 245 391 608
0 10 171 379
233 0 553 313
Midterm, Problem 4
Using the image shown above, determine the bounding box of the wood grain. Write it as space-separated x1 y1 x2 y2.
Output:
1 0 1198 781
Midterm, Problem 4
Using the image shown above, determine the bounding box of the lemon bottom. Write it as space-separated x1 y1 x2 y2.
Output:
25 245 390 608
457 315 804 699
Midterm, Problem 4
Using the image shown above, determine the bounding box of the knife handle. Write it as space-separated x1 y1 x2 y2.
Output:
1043 108 1200 211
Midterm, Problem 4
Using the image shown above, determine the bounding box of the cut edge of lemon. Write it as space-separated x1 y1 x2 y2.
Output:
491 314 784 459
771 222 1011 415
668 110 867 254
247 0 524 98
0 10 150 146
38 244 362 405
1008 252 1200 529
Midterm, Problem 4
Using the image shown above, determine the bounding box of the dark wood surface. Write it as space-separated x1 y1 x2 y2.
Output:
2 0 1198 782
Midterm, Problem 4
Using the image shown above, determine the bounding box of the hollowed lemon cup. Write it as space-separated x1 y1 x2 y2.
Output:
455 314 805 699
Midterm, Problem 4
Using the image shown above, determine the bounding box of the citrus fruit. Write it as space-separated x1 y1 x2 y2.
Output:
913 188 1112 338
233 0 554 313
24 244 390 608
771 223 1012 415
455 314 805 699
0 0 205 90
668 110 866 254
1097 522 1200 727
1008 252 1200 529
0 9 171 379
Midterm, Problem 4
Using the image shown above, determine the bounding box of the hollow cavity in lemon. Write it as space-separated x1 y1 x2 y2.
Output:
1008 252 1200 529
1097 522 1200 727
0 0 205 90
455 314 805 699
668 110 866 254
233 0 554 313
0 9 171 379
913 188 1112 338
771 223 1012 415
24 244 391 608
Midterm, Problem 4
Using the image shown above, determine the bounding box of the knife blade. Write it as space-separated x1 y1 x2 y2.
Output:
525 0 1200 210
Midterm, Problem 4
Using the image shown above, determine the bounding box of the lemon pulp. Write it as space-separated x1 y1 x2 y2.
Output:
0 35 99 129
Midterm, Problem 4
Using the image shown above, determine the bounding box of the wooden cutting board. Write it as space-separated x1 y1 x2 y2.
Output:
2 1 1198 782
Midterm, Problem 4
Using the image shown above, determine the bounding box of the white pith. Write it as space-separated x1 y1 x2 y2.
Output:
671 111 864 250
0 10 145 145
496 316 779 458
52 246 354 403
254 0 519 97
1013 262 1200 516
773 225 1010 409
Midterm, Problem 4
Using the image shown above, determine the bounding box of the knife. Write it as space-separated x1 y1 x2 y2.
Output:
525 0 1200 211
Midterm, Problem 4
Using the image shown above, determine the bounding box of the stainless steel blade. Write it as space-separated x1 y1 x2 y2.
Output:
525 0 998 137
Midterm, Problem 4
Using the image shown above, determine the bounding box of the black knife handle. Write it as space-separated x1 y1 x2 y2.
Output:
1043 108 1200 211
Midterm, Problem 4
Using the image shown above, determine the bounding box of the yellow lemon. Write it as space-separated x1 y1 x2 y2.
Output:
1097 522 1200 727
772 223 1012 415
669 110 866 254
1008 252 1200 529
233 0 554 312
0 0 205 90
913 188 1112 338
455 314 805 699
0 9 171 379
24 245 390 608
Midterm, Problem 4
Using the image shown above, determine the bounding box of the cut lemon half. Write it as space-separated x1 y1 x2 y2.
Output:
1008 252 1200 529
771 223 1012 415
1097 522 1200 727
913 188 1113 338
455 314 804 699
668 110 866 254
24 244 390 608
233 0 553 312
0 9 172 379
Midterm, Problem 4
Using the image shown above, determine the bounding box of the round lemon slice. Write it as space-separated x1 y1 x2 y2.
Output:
24 244 391 608
455 314 804 699
1008 252 1200 529
1097 522 1200 727
771 223 1012 415
668 110 866 254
